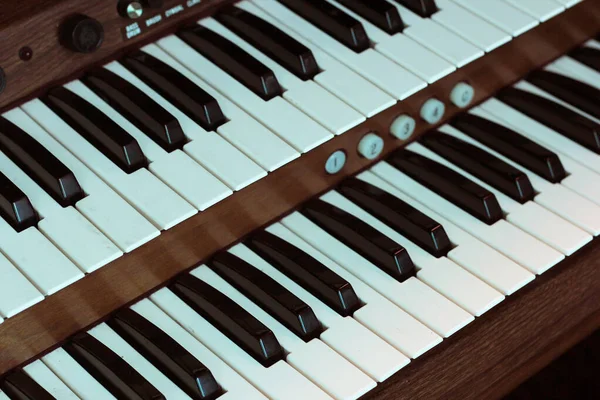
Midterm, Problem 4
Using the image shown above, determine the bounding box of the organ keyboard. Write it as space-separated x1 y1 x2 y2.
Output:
0 0 599 399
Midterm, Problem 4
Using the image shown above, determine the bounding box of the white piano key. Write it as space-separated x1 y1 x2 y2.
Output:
153 38 333 154
452 0 539 36
104 61 267 191
269 222 443 359
409 140 592 254
477 99 600 175
434 0 512 52
89 323 191 399
140 45 300 171
553 0 580 6
349 169 535 295
502 0 565 22
238 1 396 117
66 80 232 211
0 221 83 296
201 17 365 135
42 348 117 400
7 107 158 252
2 111 123 272
323 184 505 317
0 391 8 400
465 106 600 235
21 99 197 230
0 252 43 318
584 39 600 51
547 56 600 91
371 161 564 274
131 299 269 400
251 0 426 99
559 158 600 206
23 360 80 399
327 0 455 82
384 2 484 67
280 210 474 338
229 243 408 382
151 288 334 400
192 266 376 400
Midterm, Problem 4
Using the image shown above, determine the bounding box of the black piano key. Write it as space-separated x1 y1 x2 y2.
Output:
450 113 566 183
1 370 55 400
301 198 416 281
387 149 504 225
526 69 600 120
569 46 600 72
121 50 226 130
0 116 84 207
0 172 38 232
170 273 284 368
64 332 165 400
209 252 322 342
277 0 370 53
390 0 439 18
42 87 147 174
177 25 282 101
336 0 404 34
215 6 320 80
496 87 600 154
244 230 361 317
82 67 187 152
108 308 222 400
337 178 452 259
420 131 535 204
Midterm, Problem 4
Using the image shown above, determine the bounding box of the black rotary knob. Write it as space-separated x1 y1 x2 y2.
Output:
60 14 104 53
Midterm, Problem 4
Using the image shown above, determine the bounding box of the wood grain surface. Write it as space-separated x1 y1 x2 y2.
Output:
0 0 599 391
0 0 237 111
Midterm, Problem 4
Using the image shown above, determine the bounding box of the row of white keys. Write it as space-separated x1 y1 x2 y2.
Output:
1 111 122 273
281 209 474 338
433 0 511 52
154 37 333 154
66 79 233 211
472 105 600 235
501 0 565 22
8 108 159 252
407 140 592 254
22 99 196 230
229 243 408 382
0 213 83 296
250 0 426 99
88 323 192 399
384 0 484 67
104 60 267 191
237 1 396 117
0 251 43 318
42 348 117 400
199 17 365 135
322 186 505 316
151 288 335 400
131 299 269 400
22 360 80 399
325 0 455 83
477 98 600 175
268 222 443 358
191 265 376 400
140 44 300 172
352 171 535 295
451 0 539 36
371 161 565 274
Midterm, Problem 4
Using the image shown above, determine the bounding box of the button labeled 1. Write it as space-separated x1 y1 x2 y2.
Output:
358 133 384 160
325 150 347 174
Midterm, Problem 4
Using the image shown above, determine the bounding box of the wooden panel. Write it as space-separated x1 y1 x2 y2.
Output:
363 240 600 400
0 0 599 378
0 0 236 111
